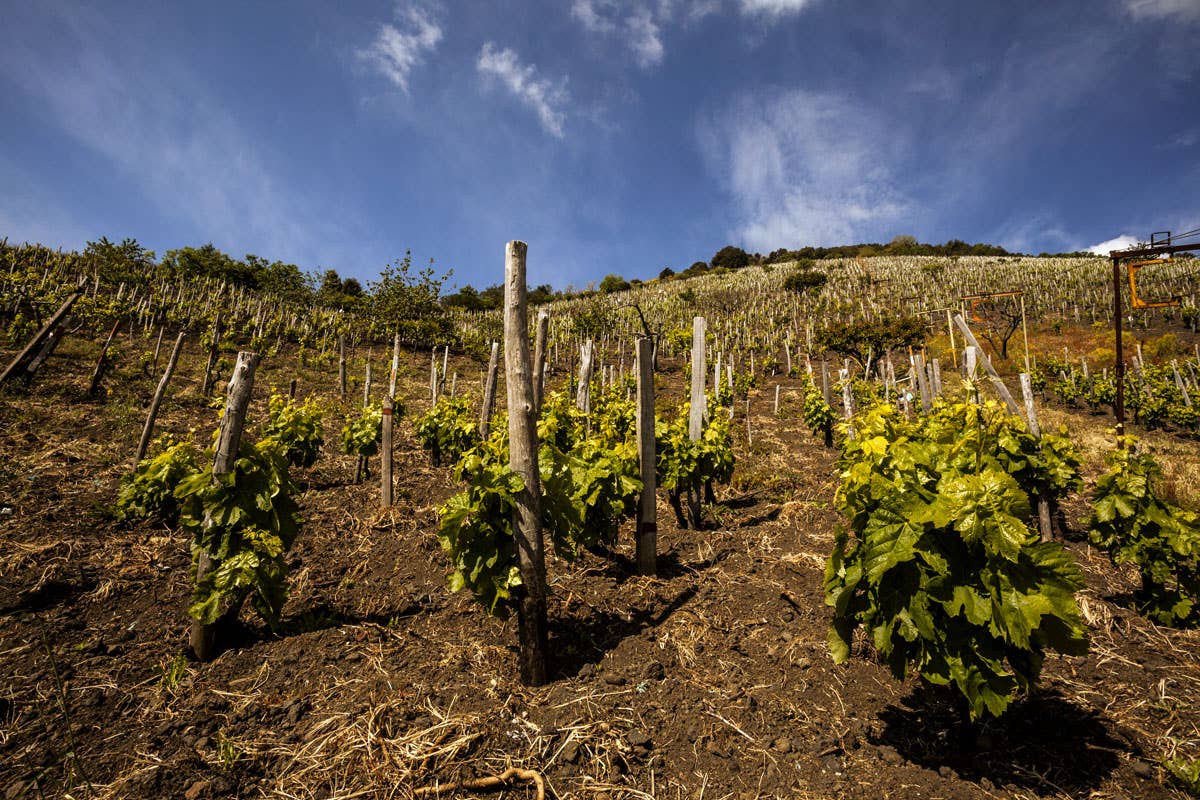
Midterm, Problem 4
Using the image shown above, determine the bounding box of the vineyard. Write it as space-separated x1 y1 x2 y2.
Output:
3 239 1200 799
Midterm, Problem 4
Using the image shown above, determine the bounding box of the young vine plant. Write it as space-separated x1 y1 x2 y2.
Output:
825 398 1089 720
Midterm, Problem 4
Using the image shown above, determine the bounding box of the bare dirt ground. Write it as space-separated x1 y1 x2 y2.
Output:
2 331 1198 800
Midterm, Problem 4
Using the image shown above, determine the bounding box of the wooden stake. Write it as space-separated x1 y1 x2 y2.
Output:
689 317 706 441
191 351 260 662
1020 373 1054 541
635 337 656 576
480 341 501 440
533 310 549 415
504 241 547 687
134 332 185 464
1 291 82 387
381 396 394 508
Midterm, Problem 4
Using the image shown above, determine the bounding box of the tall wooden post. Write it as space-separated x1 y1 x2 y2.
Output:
689 317 706 441
338 335 347 398
1020 373 1054 541
533 309 549 415
191 351 260 662
635 337 657 576
576 340 594 413
381 396 394 508
480 341 501 440
1112 255 1126 448
389 334 401 397
87 318 123 396
134 332 186 464
504 241 548 686
201 315 224 396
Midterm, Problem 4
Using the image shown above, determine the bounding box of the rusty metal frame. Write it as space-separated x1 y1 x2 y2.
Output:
1127 258 1182 309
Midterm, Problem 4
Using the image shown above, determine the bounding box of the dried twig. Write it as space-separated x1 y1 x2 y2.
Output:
413 766 545 799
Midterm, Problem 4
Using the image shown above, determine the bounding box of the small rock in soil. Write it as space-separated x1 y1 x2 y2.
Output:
878 745 903 765
286 699 309 724
626 729 652 748
938 765 956 779
184 779 210 800
603 672 627 686
1132 761 1154 779
772 736 792 753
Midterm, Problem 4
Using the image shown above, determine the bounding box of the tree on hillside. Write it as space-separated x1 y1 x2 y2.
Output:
816 316 928 370
782 268 827 295
162 244 251 288
370 251 454 345
599 273 631 293
711 245 750 270
314 269 365 311
973 296 1025 360
246 255 309 304
83 237 157 286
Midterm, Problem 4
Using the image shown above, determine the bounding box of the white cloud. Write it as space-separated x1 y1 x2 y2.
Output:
476 43 569 138
358 7 443 93
571 1 666 67
626 11 665 67
699 89 910 250
739 0 819 16
1088 234 1141 254
572 0 617 32
1123 0 1200 21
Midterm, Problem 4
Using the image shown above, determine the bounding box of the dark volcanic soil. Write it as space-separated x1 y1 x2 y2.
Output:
1 336 1197 800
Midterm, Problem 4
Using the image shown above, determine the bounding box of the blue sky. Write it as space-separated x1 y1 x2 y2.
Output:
2 0 1198 291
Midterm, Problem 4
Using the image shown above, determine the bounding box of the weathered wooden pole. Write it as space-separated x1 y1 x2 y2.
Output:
1112 255 1126 448
134 332 186 464
635 337 657 576
689 317 706 441
389 334 401 397
480 341 501 440
952 315 1021 416
201 315 224 396
1020 372 1054 541
191 351 260 662
87 318 124 396
338 335 347 398
362 362 372 408
151 325 165 373
380 395 394 508
0 290 82 387
504 241 548 686
576 340 594 413
532 310 549 415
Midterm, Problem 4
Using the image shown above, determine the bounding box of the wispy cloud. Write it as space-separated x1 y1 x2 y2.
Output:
571 1 665 67
0 6 345 266
476 43 569 137
698 89 910 250
626 10 665 67
1166 129 1199 148
358 6 443 93
738 0 820 16
1123 0 1200 21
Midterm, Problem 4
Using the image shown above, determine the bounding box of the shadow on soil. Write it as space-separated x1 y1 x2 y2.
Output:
875 685 1133 795
547 584 698 679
